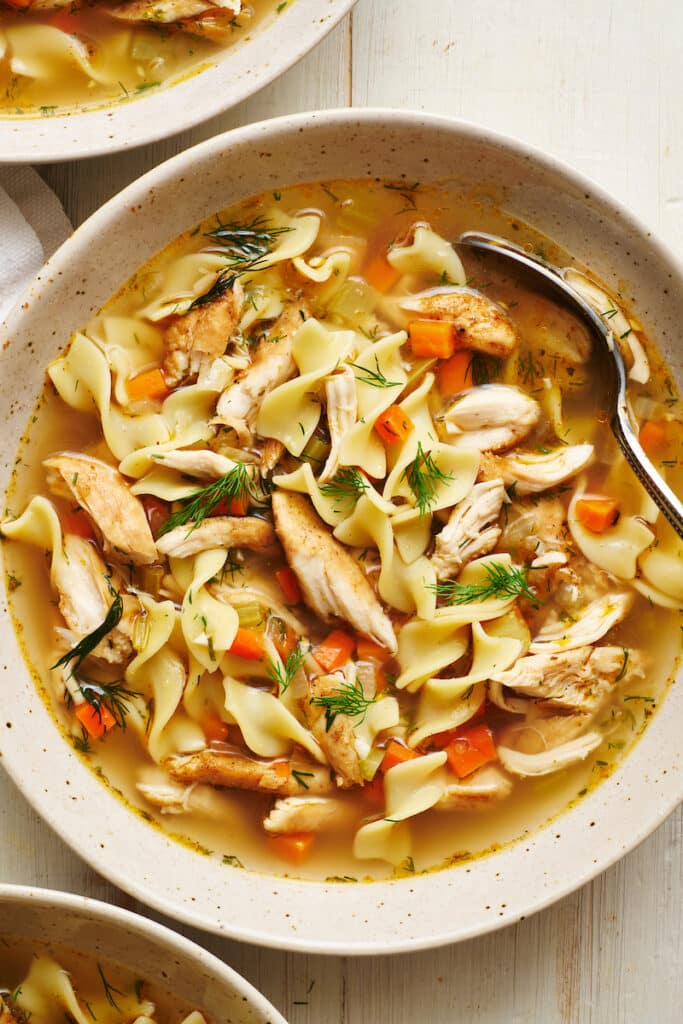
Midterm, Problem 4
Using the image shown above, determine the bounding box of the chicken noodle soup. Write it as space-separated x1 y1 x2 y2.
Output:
3 181 682 881
0 0 278 115
0 940 207 1023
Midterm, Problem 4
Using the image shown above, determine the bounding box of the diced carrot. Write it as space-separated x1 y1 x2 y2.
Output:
271 620 299 662
270 832 315 864
437 350 473 395
76 702 116 741
61 508 96 541
314 630 355 672
213 495 250 516
355 637 392 663
202 715 230 744
275 567 302 605
575 497 620 534
408 319 456 359
141 495 169 539
273 760 291 781
126 367 171 403
374 405 414 446
364 253 400 294
229 627 265 661
363 772 385 806
446 723 497 779
49 9 82 32
381 739 420 773
639 419 667 455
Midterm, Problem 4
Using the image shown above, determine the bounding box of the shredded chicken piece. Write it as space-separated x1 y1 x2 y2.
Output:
263 795 359 834
499 496 568 562
164 750 335 795
53 535 138 664
431 478 505 579
272 491 397 652
156 516 277 559
45 453 157 565
491 645 626 713
530 592 633 653
304 674 364 787
261 438 286 477
320 366 358 482
151 448 235 479
214 302 307 441
107 0 241 41
480 444 594 494
400 286 519 357
498 728 603 776
440 385 540 451
162 281 243 387
436 764 513 811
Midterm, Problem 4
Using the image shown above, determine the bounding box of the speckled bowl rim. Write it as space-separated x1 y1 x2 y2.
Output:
0 108 681 955
0 0 355 163
0 884 287 1022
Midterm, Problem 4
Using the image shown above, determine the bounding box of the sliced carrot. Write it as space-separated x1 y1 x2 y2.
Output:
355 637 392 663
49 9 82 32
61 508 95 542
76 702 116 741
229 627 265 661
271 619 299 662
364 253 400 294
374 405 414 446
639 419 667 455
381 739 420 773
446 723 497 779
202 715 230 744
141 495 169 539
437 350 472 395
362 772 385 806
213 494 250 516
408 319 456 359
273 760 291 781
126 367 171 402
270 832 315 864
275 566 302 605
314 629 355 672
430 703 487 750
575 497 620 534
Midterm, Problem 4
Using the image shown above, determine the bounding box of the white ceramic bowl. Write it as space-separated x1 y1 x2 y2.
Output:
1 109 682 954
0 884 286 1022
0 0 355 163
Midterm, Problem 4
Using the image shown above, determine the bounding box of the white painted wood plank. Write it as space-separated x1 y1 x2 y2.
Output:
3 2 681 1022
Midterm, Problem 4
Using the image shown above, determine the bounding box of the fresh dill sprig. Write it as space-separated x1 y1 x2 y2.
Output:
205 216 291 267
267 643 306 693
157 463 257 537
401 442 454 516
97 963 124 1011
320 468 369 506
467 352 501 387
429 561 540 607
51 580 123 676
310 676 377 731
75 676 140 730
189 268 239 310
291 769 315 789
351 357 401 389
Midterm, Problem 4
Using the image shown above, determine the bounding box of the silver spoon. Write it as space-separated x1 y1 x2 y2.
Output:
459 230 683 540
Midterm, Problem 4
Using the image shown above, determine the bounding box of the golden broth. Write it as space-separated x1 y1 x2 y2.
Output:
0 0 279 116
3 180 682 883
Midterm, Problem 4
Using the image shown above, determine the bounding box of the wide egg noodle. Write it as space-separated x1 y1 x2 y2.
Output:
130 467 206 501
272 462 379 528
256 318 357 456
353 695 400 760
49 333 169 461
85 316 165 407
387 225 467 285
334 490 436 616
395 620 470 692
172 549 239 671
223 677 325 762
293 248 352 286
138 253 233 321
0 495 66 586
382 373 438 502
14 955 154 1024
337 330 408 478
638 520 683 601
432 553 519 625
352 817 411 867
568 482 654 579
3 25 128 86
409 623 524 747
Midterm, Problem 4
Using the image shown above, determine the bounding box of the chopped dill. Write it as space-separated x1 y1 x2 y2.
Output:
616 648 629 682
157 463 258 536
401 442 454 516
205 215 291 268
351 356 402 389
291 769 314 789
267 643 306 693
97 963 124 1011
320 467 369 507
429 561 540 607
310 676 377 730
73 677 140 730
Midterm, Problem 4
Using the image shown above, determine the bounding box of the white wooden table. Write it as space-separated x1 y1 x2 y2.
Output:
2 1 681 1020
